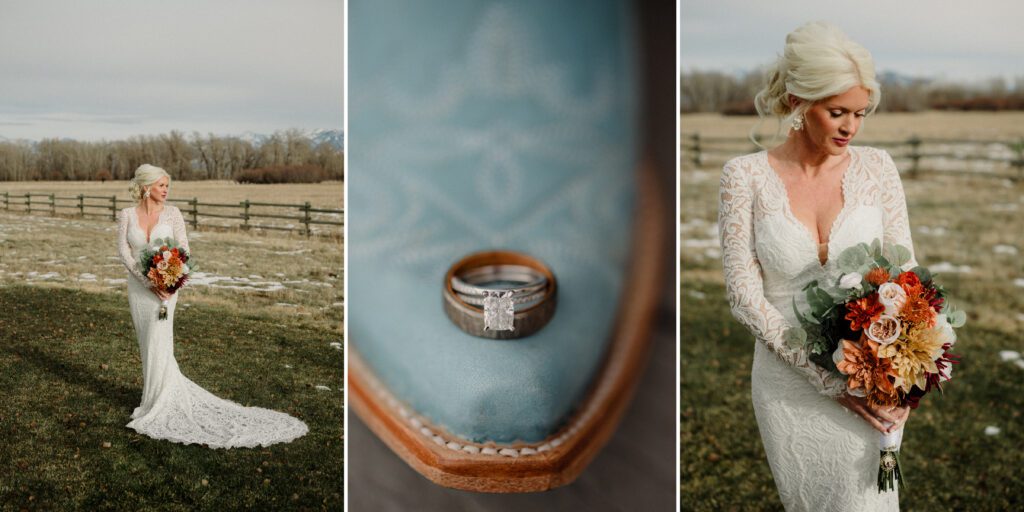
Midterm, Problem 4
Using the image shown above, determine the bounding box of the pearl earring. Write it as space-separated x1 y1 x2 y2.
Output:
791 114 805 131
144 189 150 199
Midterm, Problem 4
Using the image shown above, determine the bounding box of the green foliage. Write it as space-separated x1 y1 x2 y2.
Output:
0 286 343 510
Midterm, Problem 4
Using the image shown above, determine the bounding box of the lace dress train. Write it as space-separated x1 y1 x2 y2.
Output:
718 147 915 511
117 206 308 448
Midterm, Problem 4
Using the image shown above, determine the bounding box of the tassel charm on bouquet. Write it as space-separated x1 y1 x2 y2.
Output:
158 300 169 320
877 424 905 493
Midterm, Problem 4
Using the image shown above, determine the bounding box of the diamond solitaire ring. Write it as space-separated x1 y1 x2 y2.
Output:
443 251 557 339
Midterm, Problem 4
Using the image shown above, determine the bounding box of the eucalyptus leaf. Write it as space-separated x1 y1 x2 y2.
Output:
784 327 807 350
793 296 817 326
870 238 882 257
948 309 967 328
911 266 932 283
884 244 912 268
837 245 871 273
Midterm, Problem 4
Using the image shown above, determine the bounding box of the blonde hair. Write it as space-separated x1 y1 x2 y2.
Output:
752 22 881 147
129 164 171 202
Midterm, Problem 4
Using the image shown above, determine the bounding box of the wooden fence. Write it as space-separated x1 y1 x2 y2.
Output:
681 134 1024 180
0 192 343 237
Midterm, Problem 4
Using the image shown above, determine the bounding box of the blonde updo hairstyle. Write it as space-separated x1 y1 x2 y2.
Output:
129 164 171 203
752 22 881 147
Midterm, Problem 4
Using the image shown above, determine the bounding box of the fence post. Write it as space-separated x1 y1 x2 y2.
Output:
3 191 8 210
691 133 701 167
78 194 84 217
302 201 312 237
241 200 250 230
25 193 31 213
189 197 198 229
1013 138 1024 182
908 136 921 179
110 195 117 221
49 193 55 216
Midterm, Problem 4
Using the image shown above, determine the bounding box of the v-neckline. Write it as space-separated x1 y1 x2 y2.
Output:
134 206 165 244
762 148 856 267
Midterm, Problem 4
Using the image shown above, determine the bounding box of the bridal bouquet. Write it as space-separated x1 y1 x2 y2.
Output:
785 239 964 493
138 237 193 320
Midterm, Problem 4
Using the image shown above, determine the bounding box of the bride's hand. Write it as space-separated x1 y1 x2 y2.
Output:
153 288 172 301
834 394 904 434
873 404 911 433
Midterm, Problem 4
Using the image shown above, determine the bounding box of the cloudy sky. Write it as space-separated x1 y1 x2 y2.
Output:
680 0 1024 84
0 0 343 141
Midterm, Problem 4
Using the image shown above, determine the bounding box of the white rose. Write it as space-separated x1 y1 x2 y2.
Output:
162 250 172 260
877 282 907 316
832 343 847 369
157 260 169 271
934 314 957 347
865 315 901 345
839 272 863 289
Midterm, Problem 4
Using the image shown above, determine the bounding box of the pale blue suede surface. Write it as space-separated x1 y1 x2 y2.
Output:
349 0 637 443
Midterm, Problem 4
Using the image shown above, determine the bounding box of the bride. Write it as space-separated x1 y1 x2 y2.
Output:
116 163 308 448
719 23 913 510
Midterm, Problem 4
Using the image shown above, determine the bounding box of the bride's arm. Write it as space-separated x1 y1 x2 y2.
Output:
879 150 917 269
170 206 190 254
718 160 846 397
116 209 148 284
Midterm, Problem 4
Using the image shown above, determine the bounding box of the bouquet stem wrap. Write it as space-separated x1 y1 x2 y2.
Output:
878 423 905 493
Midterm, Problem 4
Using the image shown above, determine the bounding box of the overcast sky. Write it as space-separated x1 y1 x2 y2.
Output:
680 0 1024 84
0 0 343 141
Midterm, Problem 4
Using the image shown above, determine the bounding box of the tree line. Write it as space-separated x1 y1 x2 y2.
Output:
0 129 343 182
681 70 1024 114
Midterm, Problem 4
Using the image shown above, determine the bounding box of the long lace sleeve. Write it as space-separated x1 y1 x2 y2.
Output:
116 208 148 284
170 206 190 254
878 150 917 269
718 160 847 397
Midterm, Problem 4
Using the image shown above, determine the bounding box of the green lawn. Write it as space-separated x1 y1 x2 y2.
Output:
0 285 343 511
680 166 1024 510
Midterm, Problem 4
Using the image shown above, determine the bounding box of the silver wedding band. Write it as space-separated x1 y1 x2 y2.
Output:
451 265 548 307
443 251 557 339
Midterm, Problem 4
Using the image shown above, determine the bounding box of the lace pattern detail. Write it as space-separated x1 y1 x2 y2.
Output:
719 146 911 510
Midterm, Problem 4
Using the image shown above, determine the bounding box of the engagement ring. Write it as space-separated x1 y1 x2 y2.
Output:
443 251 557 339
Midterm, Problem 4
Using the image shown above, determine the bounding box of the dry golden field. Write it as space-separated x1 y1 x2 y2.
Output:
0 181 344 335
0 180 344 208
681 111 1024 140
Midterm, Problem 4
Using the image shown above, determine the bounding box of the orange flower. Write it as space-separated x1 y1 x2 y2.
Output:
900 284 936 326
865 267 891 286
868 385 901 409
845 294 885 331
147 267 161 287
895 271 921 290
837 337 897 403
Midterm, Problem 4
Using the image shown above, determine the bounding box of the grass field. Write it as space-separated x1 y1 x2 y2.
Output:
0 286 343 510
680 113 1024 510
0 184 343 509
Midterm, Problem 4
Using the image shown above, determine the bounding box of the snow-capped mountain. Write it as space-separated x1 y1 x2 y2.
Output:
309 129 344 149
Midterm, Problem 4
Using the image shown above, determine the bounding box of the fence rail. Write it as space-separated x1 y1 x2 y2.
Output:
0 192 343 237
681 133 1024 180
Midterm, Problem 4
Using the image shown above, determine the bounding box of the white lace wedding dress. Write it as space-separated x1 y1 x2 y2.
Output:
116 205 308 448
719 146 916 511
